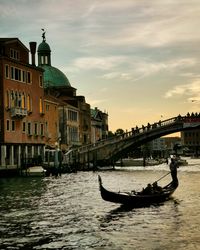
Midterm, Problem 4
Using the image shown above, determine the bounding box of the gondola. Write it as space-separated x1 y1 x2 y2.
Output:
98 174 178 208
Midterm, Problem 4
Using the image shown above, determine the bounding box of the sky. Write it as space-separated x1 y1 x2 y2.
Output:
1 0 200 132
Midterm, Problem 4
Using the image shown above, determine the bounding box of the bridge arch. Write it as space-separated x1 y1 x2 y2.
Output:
71 114 200 167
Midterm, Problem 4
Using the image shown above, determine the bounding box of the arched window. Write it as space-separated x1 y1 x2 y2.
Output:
39 97 43 113
15 92 18 107
18 93 22 108
27 94 31 111
11 91 15 107
22 93 26 109
41 56 44 64
5 90 10 108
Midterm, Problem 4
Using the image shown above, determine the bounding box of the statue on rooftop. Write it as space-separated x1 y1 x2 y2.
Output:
41 28 46 42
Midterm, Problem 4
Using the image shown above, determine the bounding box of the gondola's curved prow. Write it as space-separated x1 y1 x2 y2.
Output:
98 175 178 207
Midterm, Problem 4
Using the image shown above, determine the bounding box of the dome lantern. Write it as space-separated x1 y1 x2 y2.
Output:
38 29 51 66
37 30 71 88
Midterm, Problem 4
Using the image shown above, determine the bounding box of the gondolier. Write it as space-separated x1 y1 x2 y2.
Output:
169 157 179 187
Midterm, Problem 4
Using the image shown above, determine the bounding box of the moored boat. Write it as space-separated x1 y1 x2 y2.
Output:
22 166 46 177
115 158 165 167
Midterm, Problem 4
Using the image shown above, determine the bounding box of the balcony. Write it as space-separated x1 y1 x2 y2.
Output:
11 107 27 118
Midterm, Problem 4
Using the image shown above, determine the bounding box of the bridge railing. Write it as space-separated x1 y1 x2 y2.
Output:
77 115 185 154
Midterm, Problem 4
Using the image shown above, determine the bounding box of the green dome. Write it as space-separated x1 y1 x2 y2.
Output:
41 65 71 88
38 41 51 52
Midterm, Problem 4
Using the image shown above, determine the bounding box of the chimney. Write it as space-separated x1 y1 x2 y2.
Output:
29 42 37 66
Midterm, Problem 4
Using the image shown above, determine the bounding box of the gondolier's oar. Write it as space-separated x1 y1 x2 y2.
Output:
155 172 170 183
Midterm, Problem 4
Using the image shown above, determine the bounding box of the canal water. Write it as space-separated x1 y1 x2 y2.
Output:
1 158 200 250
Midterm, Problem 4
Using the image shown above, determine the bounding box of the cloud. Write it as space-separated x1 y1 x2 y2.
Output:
72 56 127 71
164 80 200 100
133 58 197 75
102 72 132 80
73 0 200 49
100 57 197 82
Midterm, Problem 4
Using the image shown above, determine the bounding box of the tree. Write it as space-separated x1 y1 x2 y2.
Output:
115 128 125 135
108 131 114 138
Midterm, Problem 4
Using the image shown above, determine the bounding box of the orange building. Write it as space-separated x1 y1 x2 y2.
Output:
0 38 45 169
44 94 60 148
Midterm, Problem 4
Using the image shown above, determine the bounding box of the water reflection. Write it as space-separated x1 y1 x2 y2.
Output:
100 198 179 226
1 160 200 249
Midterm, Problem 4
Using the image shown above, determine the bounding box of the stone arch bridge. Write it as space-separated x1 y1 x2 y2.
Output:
68 114 200 167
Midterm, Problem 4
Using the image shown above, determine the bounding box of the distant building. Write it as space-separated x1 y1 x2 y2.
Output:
163 136 182 155
151 138 166 151
0 38 45 168
151 137 181 157
181 129 200 156
91 107 108 143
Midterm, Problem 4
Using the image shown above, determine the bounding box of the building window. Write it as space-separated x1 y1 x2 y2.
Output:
40 123 44 136
27 122 32 135
10 66 22 81
41 56 48 64
27 94 30 111
11 66 14 80
34 123 38 135
11 91 15 107
46 104 49 111
11 120 15 131
10 48 20 60
22 122 26 133
22 93 26 109
41 56 44 64
22 70 26 83
5 91 10 109
16 68 21 81
27 71 32 84
45 122 49 137
39 75 43 87
68 110 78 121
27 94 32 112
14 92 18 106
69 126 78 142
18 93 22 108
39 98 43 114
5 65 9 79
6 120 10 131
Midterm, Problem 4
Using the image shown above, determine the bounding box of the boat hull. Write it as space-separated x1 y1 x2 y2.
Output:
98 176 177 207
